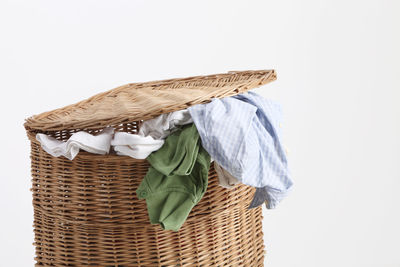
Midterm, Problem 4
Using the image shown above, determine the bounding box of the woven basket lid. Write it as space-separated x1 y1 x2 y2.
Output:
24 70 276 131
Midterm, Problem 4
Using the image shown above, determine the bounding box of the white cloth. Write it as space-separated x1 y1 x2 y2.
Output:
139 109 193 139
111 132 164 159
214 162 240 189
36 127 114 160
36 110 193 160
112 109 192 159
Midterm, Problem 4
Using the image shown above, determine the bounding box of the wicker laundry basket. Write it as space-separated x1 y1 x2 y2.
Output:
24 70 277 266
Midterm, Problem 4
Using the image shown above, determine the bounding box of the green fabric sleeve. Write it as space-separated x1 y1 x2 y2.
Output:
145 190 196 231
137 123 211 231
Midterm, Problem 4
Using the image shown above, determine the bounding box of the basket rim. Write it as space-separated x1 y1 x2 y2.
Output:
24 70 276 132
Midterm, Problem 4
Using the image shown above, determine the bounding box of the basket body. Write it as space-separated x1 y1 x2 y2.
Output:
28 127 264 266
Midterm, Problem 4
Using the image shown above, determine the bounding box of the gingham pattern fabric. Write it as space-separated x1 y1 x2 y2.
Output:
188 91 292 209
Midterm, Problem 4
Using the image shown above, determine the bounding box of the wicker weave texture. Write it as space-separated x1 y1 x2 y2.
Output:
24 70 276 131
26 70 274 266
29 132 264 266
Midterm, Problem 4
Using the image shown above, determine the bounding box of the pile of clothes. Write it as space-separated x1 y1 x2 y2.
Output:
36 91 293 231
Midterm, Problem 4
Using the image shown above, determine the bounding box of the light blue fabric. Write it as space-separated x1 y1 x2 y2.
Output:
188 91 293 209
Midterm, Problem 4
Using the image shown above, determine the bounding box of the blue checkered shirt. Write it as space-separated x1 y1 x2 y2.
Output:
188 91 293 209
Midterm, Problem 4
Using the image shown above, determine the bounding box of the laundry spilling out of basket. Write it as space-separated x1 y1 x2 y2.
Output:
36 90 293 231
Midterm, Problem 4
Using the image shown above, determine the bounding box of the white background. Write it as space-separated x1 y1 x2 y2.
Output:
1 0 399 266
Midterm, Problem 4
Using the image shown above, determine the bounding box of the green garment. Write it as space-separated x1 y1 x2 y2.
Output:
136 124 211 231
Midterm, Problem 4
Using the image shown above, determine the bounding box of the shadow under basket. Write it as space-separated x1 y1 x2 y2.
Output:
25 70 277 266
